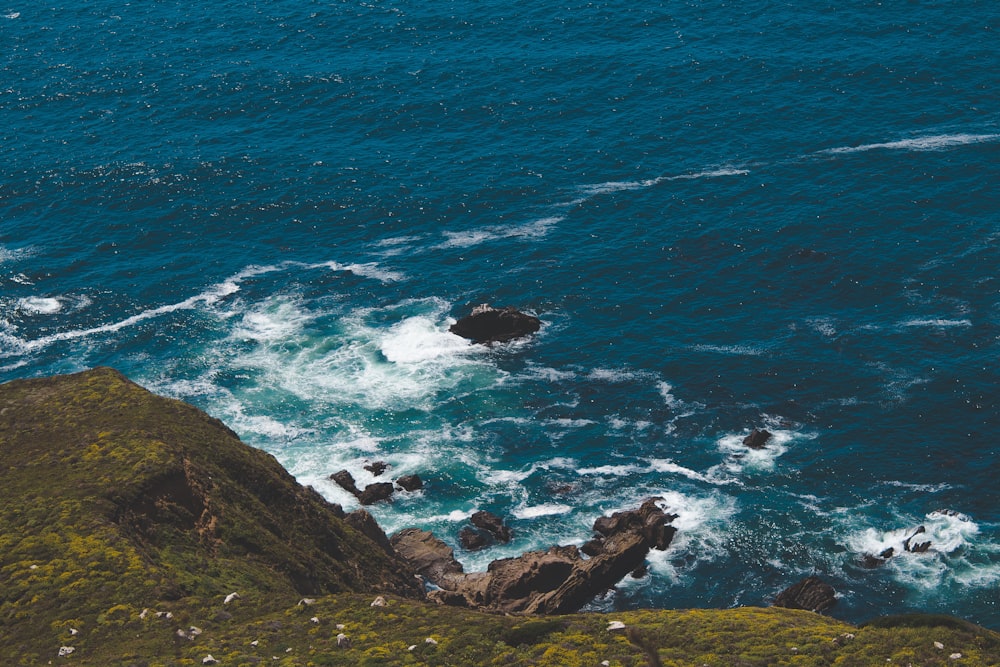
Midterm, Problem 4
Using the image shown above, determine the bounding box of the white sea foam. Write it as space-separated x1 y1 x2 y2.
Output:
513 503 573 519
710 425 812 476
692 343 766 356
587 367 651 383
576 167 748 199
883 480 952 493
644 491 737 582
17 297 63 315
901 318 972 328
379 316 472 363
0 244 31 264
807 317 838 337
844 510 1000 591
648 458 733 485
577 464 644 477
823 133 1000 154
319 260 404 283
232 297 314 342
437 216 561 249
668 167 750 180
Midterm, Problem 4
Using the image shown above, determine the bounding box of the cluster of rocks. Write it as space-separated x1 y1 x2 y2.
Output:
329 465 423 506
860 524 933 568
390 498 677 615
458 511 513 551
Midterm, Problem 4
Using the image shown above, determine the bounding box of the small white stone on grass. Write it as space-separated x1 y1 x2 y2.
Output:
950 654 962 660
370 596 387 607
606 620 626 631
425 637 438 645
224 592 241 604
250 640 259 646
935 641 945 649
408 645 417 651
58 647 75 657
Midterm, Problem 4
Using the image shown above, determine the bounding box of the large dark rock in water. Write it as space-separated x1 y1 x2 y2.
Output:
395 474 424 492
330 469 361 496
449 304 541 344
459 526 490 551
743 428 772 450
358 482 395 505
471 510 512 544
772 576 837 613
391 497 677 615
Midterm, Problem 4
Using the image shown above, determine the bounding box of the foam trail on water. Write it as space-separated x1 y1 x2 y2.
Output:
436 216 561 249
2 261 398 357
573 166 749 200
901 318 972 328
822 133 1000 154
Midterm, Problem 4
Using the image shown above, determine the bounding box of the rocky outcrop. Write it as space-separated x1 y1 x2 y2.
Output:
332 469 421 505
396 474 424 492
772 576 837 613
363 461 389 476
459 526 490 551
459 510 513 551
471 510 512 543
449 304 541 344
357 482 395 505
391 498 676 615
860 525 934 567
330 469 361 496
743 428 772 449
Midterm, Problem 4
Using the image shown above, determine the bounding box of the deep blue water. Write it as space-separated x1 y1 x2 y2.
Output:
3 1 999 627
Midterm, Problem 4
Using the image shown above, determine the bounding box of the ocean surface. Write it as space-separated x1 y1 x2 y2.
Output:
2 1 999 627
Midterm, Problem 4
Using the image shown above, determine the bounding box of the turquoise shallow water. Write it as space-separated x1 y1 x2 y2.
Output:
2 1 999 626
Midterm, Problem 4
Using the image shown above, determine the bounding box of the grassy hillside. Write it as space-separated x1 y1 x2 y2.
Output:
2 368 998 666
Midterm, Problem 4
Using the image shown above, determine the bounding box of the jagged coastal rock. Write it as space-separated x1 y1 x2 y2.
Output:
392 497 677 615
773 576 837 613
449 304 541 344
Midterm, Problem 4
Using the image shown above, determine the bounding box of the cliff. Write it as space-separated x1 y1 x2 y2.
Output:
2 368 998 665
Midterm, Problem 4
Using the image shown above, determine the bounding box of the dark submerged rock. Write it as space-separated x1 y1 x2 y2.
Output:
358 482 395 505
459 527 490 551
330 470 360 496
471 510 512 543
364 461 389 477
395 474 424 492
449 304 541 344
743 428 772 450
903 525 931 553
773 576 837 613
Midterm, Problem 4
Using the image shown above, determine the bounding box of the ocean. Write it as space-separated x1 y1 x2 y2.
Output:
2 1 999 628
